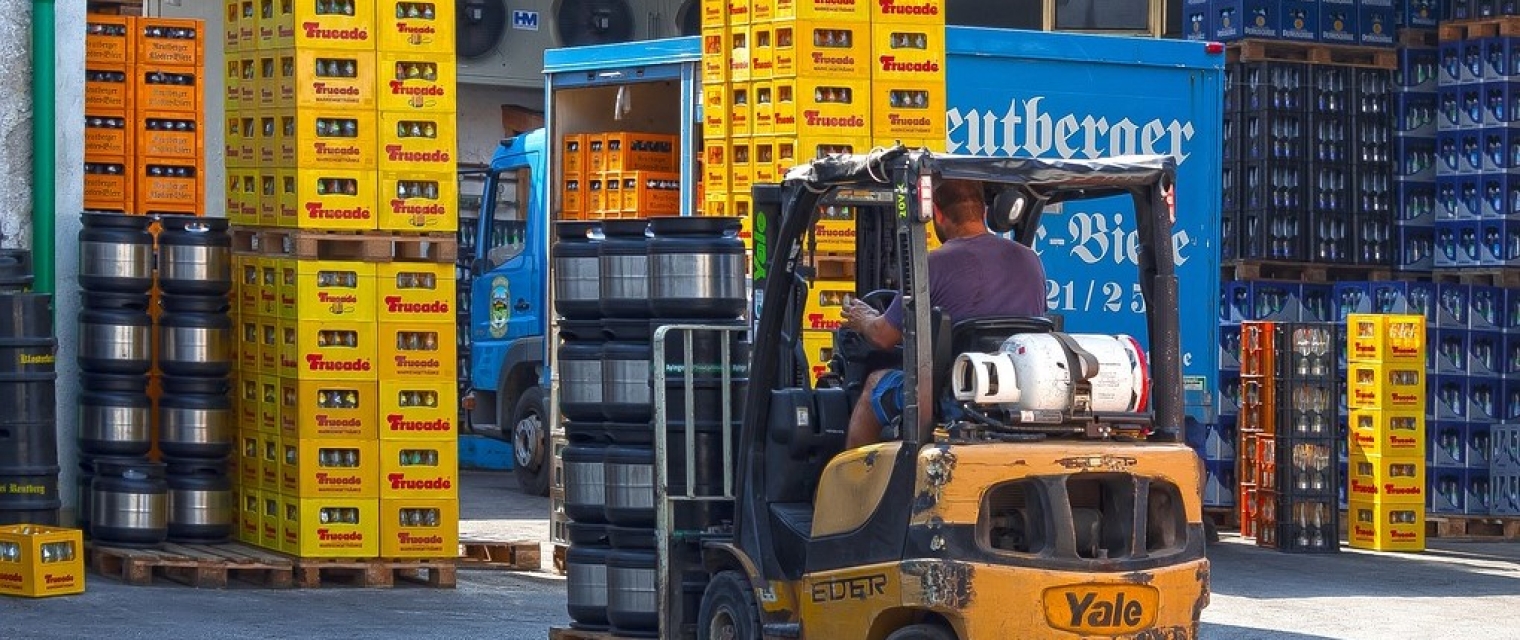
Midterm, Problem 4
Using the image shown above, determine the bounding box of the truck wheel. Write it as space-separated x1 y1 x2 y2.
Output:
510 387 551 496
886 623 956 640
698 571 761 640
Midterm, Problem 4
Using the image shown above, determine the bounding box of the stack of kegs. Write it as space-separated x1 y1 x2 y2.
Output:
77 213 161 543
154 216 234 544
559 217 750 636
0 249 61 526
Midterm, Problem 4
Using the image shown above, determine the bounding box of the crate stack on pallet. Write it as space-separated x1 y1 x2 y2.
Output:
85 14 206 215
224 0 461 563
1345 313 1429 551
1235 320 1343 551
560 131 682 222
700 0 948 383
1392 23 1438 274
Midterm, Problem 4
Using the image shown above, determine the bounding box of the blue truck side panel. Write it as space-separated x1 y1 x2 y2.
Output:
471 129 548 395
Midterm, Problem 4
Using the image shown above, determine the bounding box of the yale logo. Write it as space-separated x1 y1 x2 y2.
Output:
512 10 540 31
1044 584 1158 634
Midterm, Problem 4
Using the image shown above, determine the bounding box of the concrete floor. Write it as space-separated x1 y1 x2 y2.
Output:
2 471 1518 640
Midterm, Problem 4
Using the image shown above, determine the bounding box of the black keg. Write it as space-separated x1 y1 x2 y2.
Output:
598 220 651 318
553 221 602 320
0 293 57 377
157 215 232 296
91 458 169 547
559 320 606 423
602 437 729 528
0 445 60 526
76 457 95 535
78 292 153 374
0 249 33 292
78 212 155 293
647 216 747 319
606 548 659 637
77 374 153 457
164 459 234 544
158 377 234 460
607 525 656 550
567 539 612 630
563 443 608 524
602 321 652 423
157 295 233 377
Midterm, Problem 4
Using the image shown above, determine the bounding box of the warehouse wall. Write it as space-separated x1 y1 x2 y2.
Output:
0 1 33 248
55 0 87 518
457 84 544 168
159 0 226 215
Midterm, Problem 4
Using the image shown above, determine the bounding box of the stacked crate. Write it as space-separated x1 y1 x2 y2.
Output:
1393 31 1438 272
1345 313 1428 551
560 132 682 221
1494 423 1520 515
224 0 459 232
1186 0 1402 47
85 15 206 215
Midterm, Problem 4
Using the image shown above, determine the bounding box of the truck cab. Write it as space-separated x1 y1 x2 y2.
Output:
464 130 553 495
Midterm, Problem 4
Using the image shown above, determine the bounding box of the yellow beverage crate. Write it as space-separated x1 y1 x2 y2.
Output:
258 258 281 316
802 329 833 381
258 492 280 549
753 0 775 20
1348 453 1426 504
291 169 380 231
730 28 753 82
259 171 282 226
235 0 257 48
291 109 379 170
774 0 870 21
620 172 681 217
562 134 586 176
282 497 379 559
0 526 85 598
729 0 752 24
239 488 261 545
604 133 679 173
281 438 380 498
259 373 283 433
772 20 868 79
585 176 607 217
379 321 457 380
379 498 459 558
379 380 458 440
378 262 455 324
255 114 279 167
260 432 282 492
730 83 754 138
563 177 586 220
870 23 946 81
240 430 261 486
871 81 946 141
703 83 729 141
734 195 754 243
280 377 380 440
1349 409 1425 460
259 319 280 373
284 259 378 322
231 116 258 169
774 135 872 171
1347 363 1425 411
730 140 754 195
276 169 301 227
377 0 455 54
870 0 945 24
753 139 779 185
587 135 609 173
751 82 776 136
602 173 625 217
255 51 292 109
264 0 377 51
703 0 727 26
378 171 459 232
379 52 458 113
794 78 870 139
1347 500 1425 552
805 280 852 332
225 56 242 107
704 194 733 218
235 171 262 225
235 55 258 110
239 318 261 375
813 207 856 253
379 111 457 172
380 439 459 499
294 48 377 110
702 28 729 86
1347 313 1426 364
750 24 774 80
224 1 241 52
293 319 380 380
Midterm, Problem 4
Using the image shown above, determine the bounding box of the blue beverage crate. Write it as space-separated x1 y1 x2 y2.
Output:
1436 130 1460 176
1491 471 1520 515
1470 378 1502 423
1436 175 1460 220
1434 328 1470 373
1222 280 1251 325
1480 128 1519 172
1471 285 1505 329
1368 280 1438 320
1433 374 1471 420
1397 224 1436 271
1466 469 1493 514
1469 329 1504 375
1395 179 1436 225
1429 465 1467 513
1439 40 1462 86
1397 46 1438 91
1358 3 1394 47
1219 323 1242 370
1207 416 1239 461
1439 282 1472 327
1333 281 1372 321
1395 0 1442 28
1431 421 1466 466
1493 423 1520 470
1469 422 1495 469
1320 0 1359 44
1482 81 1520 126
1300 284 1334 322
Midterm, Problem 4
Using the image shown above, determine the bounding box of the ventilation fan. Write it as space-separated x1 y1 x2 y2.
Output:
676 0 700 36
458 0 509 59
556 0 636 46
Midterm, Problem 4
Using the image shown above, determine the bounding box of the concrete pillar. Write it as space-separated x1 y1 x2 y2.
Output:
54 0 86 519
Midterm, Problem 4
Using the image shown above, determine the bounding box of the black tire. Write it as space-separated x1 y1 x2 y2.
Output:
509 386 551 496
885 623 957 640
698 571 761 640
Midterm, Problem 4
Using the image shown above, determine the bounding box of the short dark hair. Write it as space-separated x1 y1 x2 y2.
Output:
933 179 985 225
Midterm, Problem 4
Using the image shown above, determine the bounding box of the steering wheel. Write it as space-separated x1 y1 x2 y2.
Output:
834 289 900 362
857 289 897 313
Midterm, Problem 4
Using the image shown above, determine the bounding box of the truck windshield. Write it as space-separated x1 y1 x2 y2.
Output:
483 167 530 266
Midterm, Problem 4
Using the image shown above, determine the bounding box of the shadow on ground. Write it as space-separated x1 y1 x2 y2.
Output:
1207 535 1520 600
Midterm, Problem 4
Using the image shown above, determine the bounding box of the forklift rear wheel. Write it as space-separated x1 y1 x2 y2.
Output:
698 571 761 640
511 387 551 496
886 623 956 640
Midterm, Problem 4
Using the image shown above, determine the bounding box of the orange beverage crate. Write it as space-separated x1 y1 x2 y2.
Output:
87 15 135 65
136 158 203 216
86 115 134 161
139 114 204 161
1240 321 1277 377
86 64 133 114
84 160 134 214
136 17 205 67
136 66 201 115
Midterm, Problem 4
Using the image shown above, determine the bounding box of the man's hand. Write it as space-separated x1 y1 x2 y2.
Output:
840 298 880 333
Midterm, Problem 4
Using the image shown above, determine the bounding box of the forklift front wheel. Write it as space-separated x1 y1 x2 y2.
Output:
886 623 956 640
511 387 551 496
698 571 762 640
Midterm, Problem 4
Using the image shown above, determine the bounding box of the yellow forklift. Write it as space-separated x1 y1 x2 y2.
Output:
646 148 1209 640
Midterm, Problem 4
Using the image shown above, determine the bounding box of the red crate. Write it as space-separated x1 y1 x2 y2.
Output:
1238 484 1259 540
1241 320 1278 377
1239 377 1277 434
1255 437 1278 491
1256 489 1281 549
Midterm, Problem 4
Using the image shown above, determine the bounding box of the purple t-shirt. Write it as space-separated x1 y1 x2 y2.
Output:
883 233 1047 330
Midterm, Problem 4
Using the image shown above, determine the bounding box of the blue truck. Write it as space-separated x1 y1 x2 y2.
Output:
462 30 1226 496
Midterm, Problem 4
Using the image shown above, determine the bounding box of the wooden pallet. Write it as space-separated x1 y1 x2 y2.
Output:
1427 268 1520 288
231 227 457 264
1223 260 1394 283
457 540 542 571
1440 17 1520 42
89 542 295 589
1398 28 1439 48
552 543 568 575
1227 39 1398 69
807 253 856 281
550 627 648 640
1426 515 1520 540
293 557 457 588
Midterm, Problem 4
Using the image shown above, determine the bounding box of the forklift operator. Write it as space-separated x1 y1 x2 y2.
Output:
839 179 1048 448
